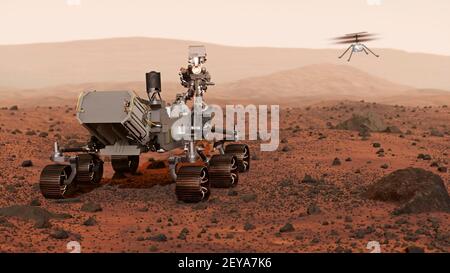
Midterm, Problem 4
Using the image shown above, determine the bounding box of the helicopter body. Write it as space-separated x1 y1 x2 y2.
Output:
352 43 365 52
333 32 380 62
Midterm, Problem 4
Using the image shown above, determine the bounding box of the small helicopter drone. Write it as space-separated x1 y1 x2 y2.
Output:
333 32 379 62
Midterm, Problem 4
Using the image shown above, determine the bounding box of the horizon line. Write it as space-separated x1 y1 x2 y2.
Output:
1 36 449 58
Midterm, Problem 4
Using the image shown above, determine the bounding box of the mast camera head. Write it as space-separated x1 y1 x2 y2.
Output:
188 45 207 75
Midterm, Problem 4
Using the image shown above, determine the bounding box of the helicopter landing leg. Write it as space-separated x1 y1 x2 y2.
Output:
347 49 354 62
363 45 379 57
339 45 353 59
363 48 369 55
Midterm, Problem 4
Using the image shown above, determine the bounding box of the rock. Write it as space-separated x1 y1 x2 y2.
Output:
404 233 419 242
178 228 189 240
52 198 82 204
395 218 409 225
149 234 167 242
332 158 341 166
9 105 18 111
430 128 444 137
38 132 49 138
149 245 158 252
405 246 425 253
51 229 69 240
363 168 450 214
430 162 439 167
417 154 432 161
384 126 403 134
228 190 238 196
281 146 291 152
280 178 293 187
83 217 97 226
25 130 36 136
192 203 208 210
372 143 381 148
29 199 41 207
352 226 375 239
345 157 352 162
34 218 52 229
137 206 149 212
0 217 15 228
244 222 255 231
21 160 33 167
5 185 17 193
80 202 102 213
359 127 371 138
301 174 318 184
335 112 387 132
241 193 257 203
279 223 295 233
437 167 447 173
334 246 352 253
225 233 235 239
0 205 69 228
306 203 321 215
380 164 389 169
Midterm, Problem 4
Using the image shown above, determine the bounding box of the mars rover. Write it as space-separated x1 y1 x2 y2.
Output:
39 46 250 203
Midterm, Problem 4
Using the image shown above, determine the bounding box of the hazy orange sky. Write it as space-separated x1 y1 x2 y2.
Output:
1 0 449 55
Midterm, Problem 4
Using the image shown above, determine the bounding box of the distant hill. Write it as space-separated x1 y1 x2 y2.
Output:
1 64 449 108
212 64 450 107
1 37 450 90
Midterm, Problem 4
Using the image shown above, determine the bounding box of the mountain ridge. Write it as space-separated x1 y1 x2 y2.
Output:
1 37 450 90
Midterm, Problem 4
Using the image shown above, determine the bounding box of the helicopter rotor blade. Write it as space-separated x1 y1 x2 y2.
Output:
334 40 356 45
333 37 379 44
345 31 368 36
331 33 378 41
356 38 378 43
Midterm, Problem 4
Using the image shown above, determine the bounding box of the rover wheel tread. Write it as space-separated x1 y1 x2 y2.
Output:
225 144 250 172
77 154 104 185
39 164 72 199
176 166 210 203
209 154 239 188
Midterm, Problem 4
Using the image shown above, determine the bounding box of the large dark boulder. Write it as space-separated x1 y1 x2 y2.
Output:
0 205 71 228
384 126 403 134
335 112 387 132
363 168 450 214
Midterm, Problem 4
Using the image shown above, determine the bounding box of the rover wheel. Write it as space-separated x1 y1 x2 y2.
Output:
225 144 250 172
39 165 72 199
176 166 210 203
209 154 239 188
77 154 104 185
111 155 139 174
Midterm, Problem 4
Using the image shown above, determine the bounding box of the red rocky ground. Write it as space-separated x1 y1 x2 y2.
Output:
0 101 449 253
